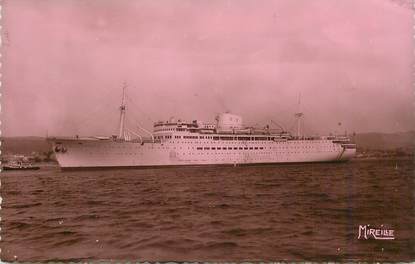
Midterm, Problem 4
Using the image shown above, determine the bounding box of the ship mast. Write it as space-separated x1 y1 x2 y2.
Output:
118 83 127 140
294 93 303 138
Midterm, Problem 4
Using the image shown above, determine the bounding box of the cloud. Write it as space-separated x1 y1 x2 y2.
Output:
3 0 414 136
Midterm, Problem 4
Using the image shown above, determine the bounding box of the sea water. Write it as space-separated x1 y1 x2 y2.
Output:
1 160 414 262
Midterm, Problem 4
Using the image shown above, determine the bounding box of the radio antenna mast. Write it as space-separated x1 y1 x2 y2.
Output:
294 92 304 138
118 83 127 140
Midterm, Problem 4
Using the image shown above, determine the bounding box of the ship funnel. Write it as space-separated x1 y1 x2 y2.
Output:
216 113 243 132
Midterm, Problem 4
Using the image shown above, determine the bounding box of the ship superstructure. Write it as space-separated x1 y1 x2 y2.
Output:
50 89 356 169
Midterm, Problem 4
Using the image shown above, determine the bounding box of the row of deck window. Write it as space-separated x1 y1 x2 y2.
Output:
156 135 279 140
195 146 265 150
154 135 334 142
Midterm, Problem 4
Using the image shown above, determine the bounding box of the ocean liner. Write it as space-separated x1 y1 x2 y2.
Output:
50 88 356 169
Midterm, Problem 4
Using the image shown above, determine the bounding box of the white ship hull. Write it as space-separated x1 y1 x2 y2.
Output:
52 137 356 169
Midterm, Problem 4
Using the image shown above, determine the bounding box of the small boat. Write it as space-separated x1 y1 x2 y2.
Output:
2 161 40 171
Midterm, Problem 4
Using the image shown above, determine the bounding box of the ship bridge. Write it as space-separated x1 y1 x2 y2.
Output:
153 119 216 134
153 113 244 135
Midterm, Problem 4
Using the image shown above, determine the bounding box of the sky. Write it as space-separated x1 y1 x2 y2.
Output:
2 0 414 137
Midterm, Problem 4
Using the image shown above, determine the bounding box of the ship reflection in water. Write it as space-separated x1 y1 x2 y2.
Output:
1 160 414 262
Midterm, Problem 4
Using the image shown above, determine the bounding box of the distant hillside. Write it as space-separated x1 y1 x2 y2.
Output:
353 131 415 150
1 137 52 155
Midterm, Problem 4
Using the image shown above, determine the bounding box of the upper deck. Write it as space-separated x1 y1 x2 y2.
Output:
50 112 354 147
151 113 354 145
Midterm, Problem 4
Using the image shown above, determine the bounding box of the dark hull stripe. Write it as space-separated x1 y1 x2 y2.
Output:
60 160 351 171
